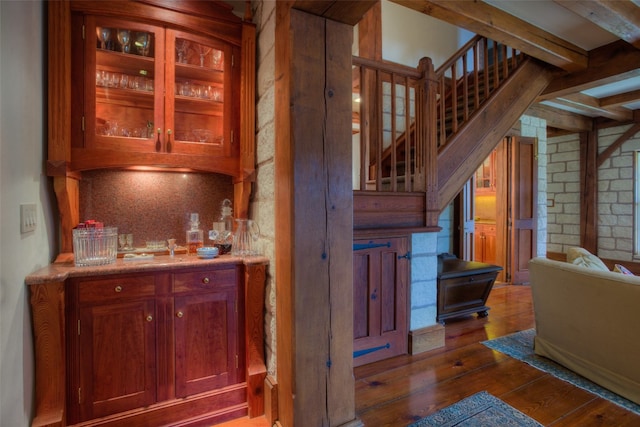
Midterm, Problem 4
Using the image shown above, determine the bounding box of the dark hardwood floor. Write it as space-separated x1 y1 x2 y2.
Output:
219 284 639 426
354 284 640 426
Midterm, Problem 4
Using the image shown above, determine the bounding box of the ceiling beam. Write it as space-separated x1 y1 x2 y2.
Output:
390 0 588 72
526 104 593 132
293 0 377 26
554 0 640 49
540 40 640 99
555 93 633 121
601 88 640 108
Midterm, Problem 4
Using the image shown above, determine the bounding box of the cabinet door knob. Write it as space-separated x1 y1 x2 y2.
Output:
202 277 210 284
166 129 172 153
176 311 184 318
155 128 162 152
146 315 153 322
114 285 123 293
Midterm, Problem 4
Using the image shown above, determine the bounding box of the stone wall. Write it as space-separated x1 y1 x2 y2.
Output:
546 133 581 253
410 232 439 330
520 115 548 258
597 125 638 261
547 123 639 261
252 0 277 376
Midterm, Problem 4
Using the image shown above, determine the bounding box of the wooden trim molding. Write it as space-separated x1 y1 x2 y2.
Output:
30 282 66 427
408 324 445 355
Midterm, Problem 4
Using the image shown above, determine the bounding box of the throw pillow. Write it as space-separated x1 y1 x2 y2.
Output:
614 264 635 275
566 247 609 271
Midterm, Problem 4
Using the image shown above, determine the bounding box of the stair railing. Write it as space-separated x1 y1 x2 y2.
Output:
353 36 525 207
352 56 422 193
434 35 525 152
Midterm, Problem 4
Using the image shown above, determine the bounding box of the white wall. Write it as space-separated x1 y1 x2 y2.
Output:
1 1 55 425
381 0 474 68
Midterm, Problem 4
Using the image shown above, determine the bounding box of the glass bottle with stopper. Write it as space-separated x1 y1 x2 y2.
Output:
186 213 204 255
209 199 233 254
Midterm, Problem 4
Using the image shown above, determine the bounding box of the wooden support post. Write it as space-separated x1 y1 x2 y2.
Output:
417 57 439 227
580 131 598 252
275 4 357 426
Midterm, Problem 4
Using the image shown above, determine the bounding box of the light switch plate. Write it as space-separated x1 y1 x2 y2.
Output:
20 204 37 233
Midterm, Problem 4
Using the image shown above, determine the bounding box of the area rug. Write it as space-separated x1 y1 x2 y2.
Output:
409 391 542 426
482 329 640 415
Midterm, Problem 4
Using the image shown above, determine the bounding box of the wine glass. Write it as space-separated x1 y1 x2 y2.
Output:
175 39 190 64
135 32 151 56
117 29 131 53
192 129 211 143
196 44 212 67
118 234 127 250
96 27 111 50
211 49 222 68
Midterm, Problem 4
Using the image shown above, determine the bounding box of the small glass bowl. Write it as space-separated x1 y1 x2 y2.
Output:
197 246 219 259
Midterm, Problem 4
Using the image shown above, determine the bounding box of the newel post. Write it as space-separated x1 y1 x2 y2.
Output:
417 57 440 227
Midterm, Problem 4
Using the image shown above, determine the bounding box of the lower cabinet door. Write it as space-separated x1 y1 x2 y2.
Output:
353 236 409 367
78 299 157 421
174 289 239 397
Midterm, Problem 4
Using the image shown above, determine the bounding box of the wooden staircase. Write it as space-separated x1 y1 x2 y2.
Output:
353 36 555 229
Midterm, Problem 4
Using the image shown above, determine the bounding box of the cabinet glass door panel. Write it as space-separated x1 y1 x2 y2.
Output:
167 30 230 157
86 16 164 153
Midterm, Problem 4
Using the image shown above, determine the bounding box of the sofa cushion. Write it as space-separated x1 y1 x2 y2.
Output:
566 247 609 271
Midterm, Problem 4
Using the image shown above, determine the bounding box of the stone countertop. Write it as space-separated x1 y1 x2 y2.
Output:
25 254 269 285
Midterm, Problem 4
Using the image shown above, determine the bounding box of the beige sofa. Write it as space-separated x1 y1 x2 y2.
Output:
529 256 640 405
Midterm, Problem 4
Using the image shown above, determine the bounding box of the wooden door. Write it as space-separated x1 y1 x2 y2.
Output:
508 136 538 284
174 289 240 397
77 299 157 421
353 236 409 367
455 180 475 260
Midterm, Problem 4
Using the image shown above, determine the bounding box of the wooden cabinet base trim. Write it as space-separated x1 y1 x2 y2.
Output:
67 385 247 427
408 324 445 355
263 375 278 426
30 281 66 427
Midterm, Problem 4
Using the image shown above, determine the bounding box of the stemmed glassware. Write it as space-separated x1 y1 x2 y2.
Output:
176 39 190 64
197 44 212 67
117 29 131 53
135 32 151 56
96 27 111 50
211 49 222 69
192 128 210 143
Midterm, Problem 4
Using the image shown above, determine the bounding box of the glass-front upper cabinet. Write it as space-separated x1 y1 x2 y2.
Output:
166 29 232 158
81 16 162 155
73 14 235 170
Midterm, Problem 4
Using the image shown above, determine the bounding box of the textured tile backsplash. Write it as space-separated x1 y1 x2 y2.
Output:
80 170 234 248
